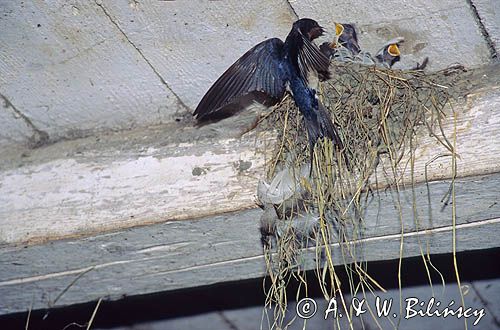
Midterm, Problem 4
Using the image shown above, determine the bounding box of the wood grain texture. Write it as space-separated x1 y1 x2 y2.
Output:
472 0 500 54
373 86 500 186
0 119 275 244
291 0 492 70
98 0 297 110
0 172 499 315
0 78 499 244
0 0 184 142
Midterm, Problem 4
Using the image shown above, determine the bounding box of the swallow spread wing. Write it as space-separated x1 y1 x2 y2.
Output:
194 18 344 167
193 38 287 120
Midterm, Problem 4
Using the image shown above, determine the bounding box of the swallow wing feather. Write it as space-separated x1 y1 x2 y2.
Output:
297 34 331 82
194 38 288 119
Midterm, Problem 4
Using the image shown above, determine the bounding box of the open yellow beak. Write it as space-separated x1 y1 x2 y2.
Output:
388 44 400 57
335 23 344 36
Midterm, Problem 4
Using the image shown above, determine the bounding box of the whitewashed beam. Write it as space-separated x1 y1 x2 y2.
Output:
0 68 499 244
0 118 274 244
0 172 499 315
0 0 185 143
375 85 500 185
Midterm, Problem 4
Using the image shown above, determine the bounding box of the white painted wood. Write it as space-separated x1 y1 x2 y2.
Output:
0 0 495 147
98 0 297 110
0 95 36 151
0 172 499 315
472 0 500 53
0 78 499 244
0 120 275 244
292 0 492 70
373 86 500 186
0 0 185 142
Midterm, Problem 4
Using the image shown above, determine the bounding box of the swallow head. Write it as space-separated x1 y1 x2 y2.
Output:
387 43 400 57
335 23 344 38
337 23 361 55
376 37 404 68
294 18 325 40
325 23 345 48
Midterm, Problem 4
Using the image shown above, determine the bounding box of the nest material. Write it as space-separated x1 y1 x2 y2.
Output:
268 63 466 175
259 62 467 329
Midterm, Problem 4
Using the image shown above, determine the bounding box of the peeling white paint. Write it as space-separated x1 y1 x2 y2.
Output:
0 131 272 243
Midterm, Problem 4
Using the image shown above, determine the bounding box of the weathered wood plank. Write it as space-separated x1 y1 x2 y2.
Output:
472 0 500 54
0 119 274 244
0 0 184 143
0 77 499 244
98 0 296 110
0 173 499 315
396 86 500 183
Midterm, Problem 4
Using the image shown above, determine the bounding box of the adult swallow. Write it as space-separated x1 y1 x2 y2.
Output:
194 18 343 165
375 37 404 68
320 23 361 60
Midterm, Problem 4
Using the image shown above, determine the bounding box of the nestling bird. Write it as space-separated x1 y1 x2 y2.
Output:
320 23 361 60
257 162 339 248
335 23 361 55
320 23 405 69
194 18 343 165
258 163 318 248
375 37 404 68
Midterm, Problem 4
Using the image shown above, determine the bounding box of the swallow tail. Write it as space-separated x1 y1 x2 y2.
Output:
304 102 344 168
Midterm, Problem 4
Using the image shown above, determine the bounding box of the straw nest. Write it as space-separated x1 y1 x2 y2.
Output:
257 62 469 329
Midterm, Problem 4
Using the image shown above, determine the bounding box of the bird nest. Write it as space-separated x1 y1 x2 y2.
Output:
258 62 468 329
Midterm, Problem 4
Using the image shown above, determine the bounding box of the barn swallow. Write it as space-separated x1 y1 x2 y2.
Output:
257 162 342 249
336 23 361 55
194 19 343 166
375 37 404 68
320 23 361 60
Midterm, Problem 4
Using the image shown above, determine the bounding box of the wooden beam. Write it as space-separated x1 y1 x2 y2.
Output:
0 172 499 315
0 117 275 244
1 71 499 244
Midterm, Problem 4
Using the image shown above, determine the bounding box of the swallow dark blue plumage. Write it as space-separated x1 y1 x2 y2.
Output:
194 18 343 165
